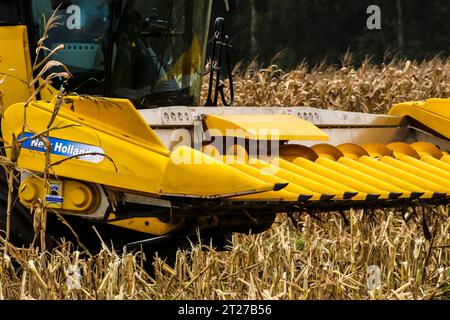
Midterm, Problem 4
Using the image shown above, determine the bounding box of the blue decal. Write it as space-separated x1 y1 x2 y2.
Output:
45 195 64 204
20 133 105 163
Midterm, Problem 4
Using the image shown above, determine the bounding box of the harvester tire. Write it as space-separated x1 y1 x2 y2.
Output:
0 178 34 247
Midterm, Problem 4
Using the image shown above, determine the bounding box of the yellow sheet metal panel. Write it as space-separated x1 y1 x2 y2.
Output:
226 160 308 201
442 156 450 165
231 160 317 200
279 144 319 162
421 156 450 172
363 143 393 158
399 155 450 182
411 142 444 159
46 96 169 155
293 157 382 200
408 99 450 120
159 147 276 198
248 158 337 200
204 114 329 141
226 144 250 162
2 102 170 195
3 102 278 200
359 156 445 197
311 144 345 161
316 157 402 199
387 142 420 159
381 156 450 191
389 99 450 139
338 157 425 198
251 158 347 199
337 144 370 160
273 158 368 201
108 215 181 236
0 26 33 109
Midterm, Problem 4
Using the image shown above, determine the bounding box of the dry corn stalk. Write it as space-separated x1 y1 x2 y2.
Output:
1 12 450 299
0 208 449 300
201 55 450 112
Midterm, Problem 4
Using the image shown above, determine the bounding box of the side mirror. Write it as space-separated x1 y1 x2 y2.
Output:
224 0 239 12
50 0 73 10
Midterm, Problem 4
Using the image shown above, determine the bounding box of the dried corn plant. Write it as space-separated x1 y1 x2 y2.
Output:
201 53 450 113
0 9 71 255
0 208 449 300
1 13 450 300
2 49 450 299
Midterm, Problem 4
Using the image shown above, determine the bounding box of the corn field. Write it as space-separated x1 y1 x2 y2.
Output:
1 56 450 300
1 209 449 300
201 55 450 112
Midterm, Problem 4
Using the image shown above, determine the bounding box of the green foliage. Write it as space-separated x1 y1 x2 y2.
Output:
294 236 306 251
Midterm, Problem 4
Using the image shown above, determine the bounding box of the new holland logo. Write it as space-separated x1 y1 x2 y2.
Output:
20 133 105 164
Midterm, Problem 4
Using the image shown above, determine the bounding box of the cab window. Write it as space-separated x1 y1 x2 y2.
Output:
31 0 111 95
0 0 20 25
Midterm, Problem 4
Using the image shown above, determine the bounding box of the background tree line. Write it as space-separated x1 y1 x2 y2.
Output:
212 0 450 69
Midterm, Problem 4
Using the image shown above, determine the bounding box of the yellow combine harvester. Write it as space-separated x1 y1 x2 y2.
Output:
0 0 449 249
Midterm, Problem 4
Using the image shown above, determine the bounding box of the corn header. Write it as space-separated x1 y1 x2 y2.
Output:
0 0 449 249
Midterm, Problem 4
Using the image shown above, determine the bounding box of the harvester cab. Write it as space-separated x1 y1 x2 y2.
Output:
0 0 450 250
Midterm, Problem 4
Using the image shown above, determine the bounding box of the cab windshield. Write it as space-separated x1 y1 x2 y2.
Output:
31 0 212 107
111 0 212 107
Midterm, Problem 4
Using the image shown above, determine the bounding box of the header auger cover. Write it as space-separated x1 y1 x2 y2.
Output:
2 96 450 244
0 0 449 249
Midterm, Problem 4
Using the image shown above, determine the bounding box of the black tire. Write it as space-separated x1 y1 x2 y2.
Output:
0 170 34 247
229 212 277 236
